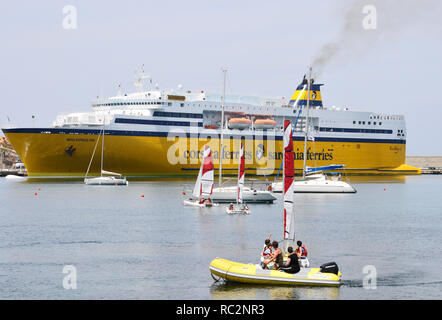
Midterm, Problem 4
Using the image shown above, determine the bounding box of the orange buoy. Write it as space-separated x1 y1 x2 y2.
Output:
34 192 38 195
141 195 144 197
383 188 386 191
182 191 186 195
38 187 41 191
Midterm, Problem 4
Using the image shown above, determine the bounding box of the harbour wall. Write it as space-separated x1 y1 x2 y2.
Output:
406 156 442 169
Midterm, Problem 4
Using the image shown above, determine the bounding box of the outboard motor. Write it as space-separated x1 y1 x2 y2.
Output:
320 262 339 275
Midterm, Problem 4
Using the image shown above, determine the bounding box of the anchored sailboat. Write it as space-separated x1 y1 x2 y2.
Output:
183 145 218 207
84 126 128 186
272 68 356 193
226 143 250 214
209 120 342 286
211 69 276 204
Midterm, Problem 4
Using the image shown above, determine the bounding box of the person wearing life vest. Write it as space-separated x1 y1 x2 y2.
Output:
296 240 310 268
296 240 308 257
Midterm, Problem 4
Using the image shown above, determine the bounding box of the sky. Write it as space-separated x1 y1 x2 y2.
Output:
0 0 441 155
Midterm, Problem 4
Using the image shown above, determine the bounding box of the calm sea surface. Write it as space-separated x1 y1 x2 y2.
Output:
0 175 440 300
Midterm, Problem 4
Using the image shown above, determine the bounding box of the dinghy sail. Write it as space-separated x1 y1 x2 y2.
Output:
200 145 215 199
226 143 250 214
184 145 217 207
237 143 245 204
283 120 295 250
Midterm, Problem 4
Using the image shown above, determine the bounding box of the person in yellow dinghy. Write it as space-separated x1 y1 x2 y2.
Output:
260 237 273 269
278 246 301 274
262 241 284 270
296 240 310 268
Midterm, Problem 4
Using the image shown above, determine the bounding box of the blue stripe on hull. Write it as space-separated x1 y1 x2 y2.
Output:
2 128 406 144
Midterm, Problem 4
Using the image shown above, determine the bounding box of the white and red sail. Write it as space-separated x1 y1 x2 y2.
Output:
283 120 295 243
237 143 245 204
199 145 214 198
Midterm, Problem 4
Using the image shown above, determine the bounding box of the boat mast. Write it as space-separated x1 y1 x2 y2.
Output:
101 116 106 177
219 69 227 187
282 117 286 243
237 144 240 205
302 67 312 179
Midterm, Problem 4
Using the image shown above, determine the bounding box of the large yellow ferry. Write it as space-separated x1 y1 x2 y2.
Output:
1 71 420 178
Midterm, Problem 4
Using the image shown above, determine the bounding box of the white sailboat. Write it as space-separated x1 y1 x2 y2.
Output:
226 143 250 215
272 165 357 193
183 145 219 207
211 69 275 204
272 68 356 194
84 126 128 186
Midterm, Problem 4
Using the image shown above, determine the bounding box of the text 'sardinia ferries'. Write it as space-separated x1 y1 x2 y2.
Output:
2 69 420 179
209 121 342 287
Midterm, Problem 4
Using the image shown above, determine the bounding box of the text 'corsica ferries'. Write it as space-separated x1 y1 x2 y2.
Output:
2 70 420 178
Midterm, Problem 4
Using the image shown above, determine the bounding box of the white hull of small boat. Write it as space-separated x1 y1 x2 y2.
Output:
225 205 250 215
271 175 356 193
84 177 128 185
183 199 219 207
211 186 276 203
5 175 26 180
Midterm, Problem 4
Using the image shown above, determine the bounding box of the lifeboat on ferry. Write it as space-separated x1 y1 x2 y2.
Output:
228 118 252 130
254 118 277 130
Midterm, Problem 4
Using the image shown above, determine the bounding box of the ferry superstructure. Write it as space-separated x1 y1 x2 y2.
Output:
1 71 420 178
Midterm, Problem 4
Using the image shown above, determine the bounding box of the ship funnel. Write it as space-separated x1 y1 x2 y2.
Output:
288 76 323 107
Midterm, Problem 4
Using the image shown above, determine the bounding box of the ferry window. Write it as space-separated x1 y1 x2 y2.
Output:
358 121 361 124
180 103 184 107
168 102 172 106
353 121 356 124
374 122 376 125
368 122 371 125
362 121 365 125
379 122 382 125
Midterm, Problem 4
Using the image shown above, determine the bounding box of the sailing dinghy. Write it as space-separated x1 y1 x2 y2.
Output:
210 120 342 286
225 143 250 215
183 145 218 207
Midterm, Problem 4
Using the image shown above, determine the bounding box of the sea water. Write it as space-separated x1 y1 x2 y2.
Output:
0 175 440 299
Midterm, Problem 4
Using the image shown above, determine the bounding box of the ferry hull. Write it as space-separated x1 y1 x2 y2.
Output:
3 129 421 178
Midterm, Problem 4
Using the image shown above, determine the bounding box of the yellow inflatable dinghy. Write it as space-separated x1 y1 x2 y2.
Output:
209 258 342 287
